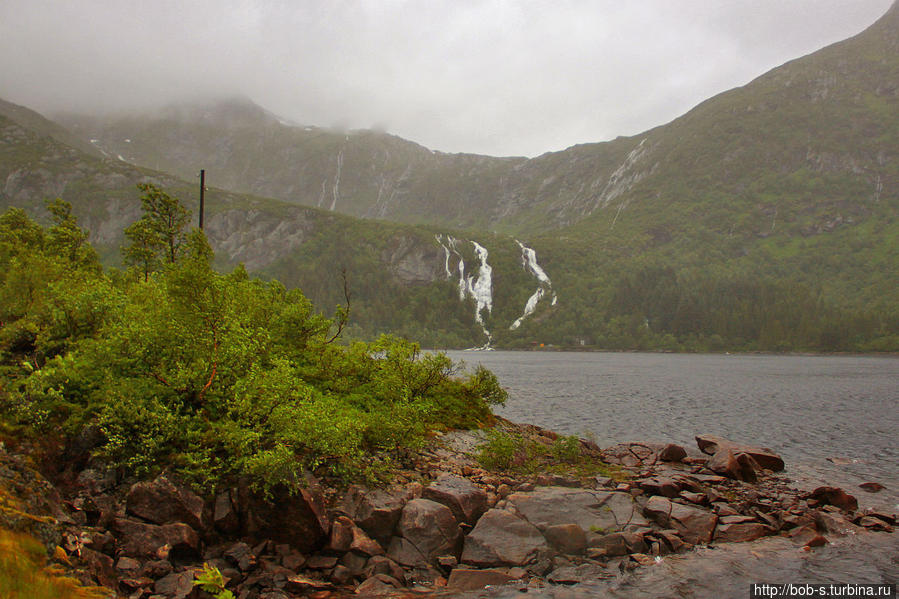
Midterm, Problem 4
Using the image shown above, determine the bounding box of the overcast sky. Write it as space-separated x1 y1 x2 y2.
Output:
0 0 893 157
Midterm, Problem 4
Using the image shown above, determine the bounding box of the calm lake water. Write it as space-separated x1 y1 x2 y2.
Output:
441 351 899 597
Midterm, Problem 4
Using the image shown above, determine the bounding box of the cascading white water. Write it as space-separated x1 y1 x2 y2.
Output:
510 240 557 330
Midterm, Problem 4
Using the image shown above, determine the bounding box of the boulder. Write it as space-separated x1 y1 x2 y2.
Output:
714 522 768 543
242 475 329 552
695 435 784 471
809 487 858 512
637 477 681 498
422 474 488 525
213 490 240 534
329 515 384 556
706 448 760 482
447 567 515 591
643 496 717 545
543 523 587 555
814 511 862 536
546 563 614 585
364 555 406 583
354 574 402 595
858 482 885 493
659 444 687 462
153 570 196 599
386 536 428 568
460 509 547 568
508 487 647 534
587 531 646 557
126 475 205 530
338 485 410 545
395 498 462 563
112 518 200 560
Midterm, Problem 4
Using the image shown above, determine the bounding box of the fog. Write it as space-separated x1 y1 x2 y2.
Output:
0 0 892 157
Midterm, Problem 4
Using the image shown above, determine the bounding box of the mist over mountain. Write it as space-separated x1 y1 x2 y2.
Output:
2 2 898 350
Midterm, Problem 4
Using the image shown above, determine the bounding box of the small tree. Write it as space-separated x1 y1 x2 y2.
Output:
123 184 191 279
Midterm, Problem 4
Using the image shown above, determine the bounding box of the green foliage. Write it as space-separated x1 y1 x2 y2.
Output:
193 563 234 599
123 184 191 278
475 429 523 471
0 203 506 493
550 435 582 463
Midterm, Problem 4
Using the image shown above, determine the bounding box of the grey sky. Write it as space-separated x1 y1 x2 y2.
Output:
0 0 893 157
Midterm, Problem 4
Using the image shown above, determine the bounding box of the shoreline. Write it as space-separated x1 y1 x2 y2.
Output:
2 419 895 598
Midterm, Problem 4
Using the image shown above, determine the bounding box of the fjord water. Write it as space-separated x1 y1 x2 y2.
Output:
443 351 899 597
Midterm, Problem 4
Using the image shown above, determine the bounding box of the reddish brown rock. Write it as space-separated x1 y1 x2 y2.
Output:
714 522 768 543
338 486 410 545
396 499 462 563
695 435 784 471
587 531 646 557
354 574 402 595
809 487 858 512
461 509 548 567
706 448 760 482
213 489 240 534
659 444 687 462
858 482 885 493
153 570 196 599
643 496 718 545
638 477 681 498
422 474 488 525
243 475 330 552
125 475 205 530
447 567 515 591
112 518 200 560
543 523 587 555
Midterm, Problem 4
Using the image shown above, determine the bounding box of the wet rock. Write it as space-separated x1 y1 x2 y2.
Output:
126 474 205 530
447 567 515 591
78 548 116 588
695 435 784 472
329 515 384 556
364 555 406 583
855 515 894 532
659 444 687 462
113 518 200 560
338 485 410 545
814 511 862 536
154 570 196 599
140 559 174 579
213 489 240 534
461 508 548 567
224 541 255 571
808 486 858 512
654 530 687 553
535 473 581 487
306 555 339 569
547 563 613 585
643 496 717 545
706 448 759 482
285 574 334 593
858 482 885 493
679 491 707 505
508 487 648 534
395 498 462 563
243 475 330 552
587 531 646 557
543 523 587 555
714 522 768 543
355 574 402 595
422 474 488 525
638 477 681 498
387 536 428 568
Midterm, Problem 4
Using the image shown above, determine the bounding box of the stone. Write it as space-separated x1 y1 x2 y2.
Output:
338 485 410 545
113 518 200 560
855 515 894 532
306 555 339 569
354 574 402 595
213 490 240 534
224 542 255 571
330 564 355 585
329 515 384 556
814 511 862 536
655 530 687 553
695 435 784 471
587 531 646 557
116 556 142 573
126 475 205 530
547 563 614 585
364 555 406 583
659 443 687 462
679 491 707 505
422 474 488 525
153 570 196 599
78 548 116 588
140 559 173 579
543 523 587 555
461 509 548 568
809 487 858 512
387 536 428 568
858 482 885 493
638 477 681 498
285 574 334 593
706 448 759 482
447 567 515 591
714 522 768 543
395 498 462 562
643 496 718 545
508 487 648 534
242 475 330 552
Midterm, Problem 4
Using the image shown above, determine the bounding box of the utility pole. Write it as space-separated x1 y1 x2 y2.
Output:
199 169 206 229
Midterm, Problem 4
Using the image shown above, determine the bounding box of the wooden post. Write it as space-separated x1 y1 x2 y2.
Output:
199 169 206 229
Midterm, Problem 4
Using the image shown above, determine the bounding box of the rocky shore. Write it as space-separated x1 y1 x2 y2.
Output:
1 419 894 598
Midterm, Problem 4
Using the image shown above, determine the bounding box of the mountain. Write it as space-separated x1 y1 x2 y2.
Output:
0 98 562 348
3 3 898 351
56 4 897 238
